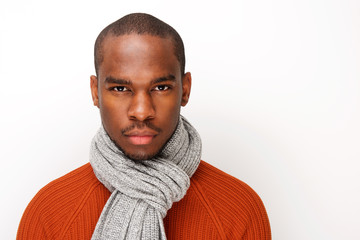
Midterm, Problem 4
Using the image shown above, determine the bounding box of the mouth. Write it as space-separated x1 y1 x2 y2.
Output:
125 130 158 145
127 135 155 145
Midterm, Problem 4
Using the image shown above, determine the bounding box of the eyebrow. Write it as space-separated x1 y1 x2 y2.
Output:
104 74 176 85
105 76 131 85
151 74 176 85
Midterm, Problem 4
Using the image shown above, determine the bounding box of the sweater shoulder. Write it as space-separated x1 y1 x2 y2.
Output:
17 163 106 239
191 160 271 239
192 161 264 205
29 163 101 209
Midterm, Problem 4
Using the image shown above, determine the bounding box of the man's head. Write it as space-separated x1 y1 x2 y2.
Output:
90 13 192 161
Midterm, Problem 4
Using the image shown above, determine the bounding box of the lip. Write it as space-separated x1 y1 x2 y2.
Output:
127 135 155 145
125 130 158 145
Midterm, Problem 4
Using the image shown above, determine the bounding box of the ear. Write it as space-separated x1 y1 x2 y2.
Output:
90 75 99 108
181 72 192 106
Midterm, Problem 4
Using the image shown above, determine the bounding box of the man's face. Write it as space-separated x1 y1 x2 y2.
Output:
90 34 191 160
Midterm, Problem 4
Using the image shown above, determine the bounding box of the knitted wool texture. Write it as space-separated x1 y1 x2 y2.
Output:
89 116 202 240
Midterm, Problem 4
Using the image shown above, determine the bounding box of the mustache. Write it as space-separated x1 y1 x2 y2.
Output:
121 121 162 135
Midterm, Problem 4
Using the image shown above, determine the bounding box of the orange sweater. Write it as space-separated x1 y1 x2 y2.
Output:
17 161 271 239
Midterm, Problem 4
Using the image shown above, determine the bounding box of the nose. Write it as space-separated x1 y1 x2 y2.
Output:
128 92 155 121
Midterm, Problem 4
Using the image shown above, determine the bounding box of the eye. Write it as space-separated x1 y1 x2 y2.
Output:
154 85 169 91
112 86 128 92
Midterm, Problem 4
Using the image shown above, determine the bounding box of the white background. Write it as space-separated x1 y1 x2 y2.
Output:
1 0 359 239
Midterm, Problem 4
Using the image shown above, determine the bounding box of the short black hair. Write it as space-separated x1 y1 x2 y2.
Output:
94 13 185 77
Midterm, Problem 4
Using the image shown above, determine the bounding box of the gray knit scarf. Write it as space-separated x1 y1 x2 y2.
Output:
89 116 201 240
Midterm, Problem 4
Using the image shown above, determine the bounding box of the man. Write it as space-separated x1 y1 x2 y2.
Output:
17 13 271 239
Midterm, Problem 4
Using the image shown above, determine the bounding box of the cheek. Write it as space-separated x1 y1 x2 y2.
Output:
154 94 182 126
155 89 181 109
99 95 128 129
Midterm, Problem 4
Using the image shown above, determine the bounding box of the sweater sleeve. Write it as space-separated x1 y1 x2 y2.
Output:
240 187 271 239
216 178 271 239
17 193 50 240
193 161 271 239
217 175 271 239
16 177 76 240
16 163 103 240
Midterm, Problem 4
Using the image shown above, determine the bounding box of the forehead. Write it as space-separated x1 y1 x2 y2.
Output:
98 34 180 80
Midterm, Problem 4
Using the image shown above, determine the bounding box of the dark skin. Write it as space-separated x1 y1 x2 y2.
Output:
90 34 192 160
